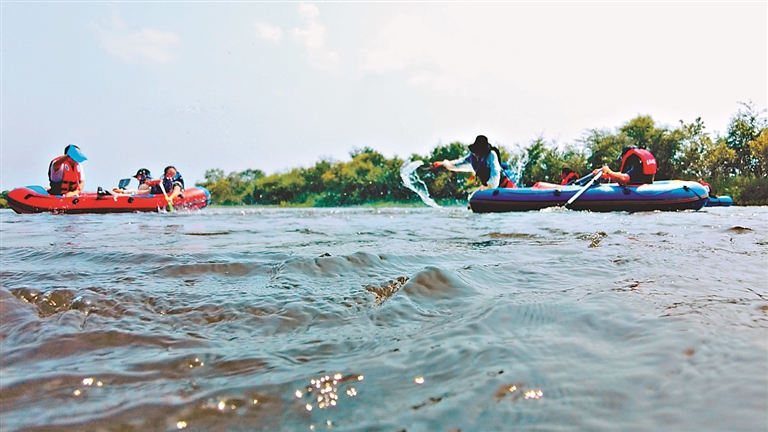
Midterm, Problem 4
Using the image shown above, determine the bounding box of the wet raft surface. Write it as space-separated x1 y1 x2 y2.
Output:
1 207 766 431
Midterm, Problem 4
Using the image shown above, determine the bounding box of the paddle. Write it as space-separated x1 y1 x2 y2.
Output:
570 171 596 187
157 180 175 212
117 178 131 190
418 163 438 172
564 171 602 209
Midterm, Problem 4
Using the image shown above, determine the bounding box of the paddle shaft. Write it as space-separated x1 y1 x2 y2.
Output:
565 170 602 208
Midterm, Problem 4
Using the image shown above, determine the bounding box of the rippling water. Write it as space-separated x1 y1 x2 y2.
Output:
1 206 767 431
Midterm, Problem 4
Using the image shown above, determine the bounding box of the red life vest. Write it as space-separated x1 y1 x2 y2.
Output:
698 180 713 195
499 177 517 188
48 155 82 195
620 148 657 175
560 171 580 185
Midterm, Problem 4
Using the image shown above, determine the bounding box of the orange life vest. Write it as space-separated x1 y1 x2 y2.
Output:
48 155 82 195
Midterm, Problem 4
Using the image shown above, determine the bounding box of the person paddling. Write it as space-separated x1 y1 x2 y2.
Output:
595 146 657 185
432 135 516 189
48 144 87 197
112 168 154 195
144 166 185 200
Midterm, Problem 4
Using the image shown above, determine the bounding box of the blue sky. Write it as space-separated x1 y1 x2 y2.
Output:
2 1 766 191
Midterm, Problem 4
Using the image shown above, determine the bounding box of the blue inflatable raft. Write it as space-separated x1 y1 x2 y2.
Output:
469 180 709 213
705 196 733 207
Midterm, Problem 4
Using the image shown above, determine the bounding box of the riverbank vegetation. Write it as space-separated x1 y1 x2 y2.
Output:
2 103 765 209
197 102 767 206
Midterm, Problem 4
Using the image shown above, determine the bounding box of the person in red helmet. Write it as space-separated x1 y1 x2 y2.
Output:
48 144 87 196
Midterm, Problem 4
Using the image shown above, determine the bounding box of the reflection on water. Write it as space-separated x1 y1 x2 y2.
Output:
1 207 766 431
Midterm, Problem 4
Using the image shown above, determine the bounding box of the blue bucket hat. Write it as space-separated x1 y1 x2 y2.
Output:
65 144 87 163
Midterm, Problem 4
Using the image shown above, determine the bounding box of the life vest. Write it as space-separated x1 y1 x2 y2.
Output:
48 156 82 195
151 173 184 195
560 171 580 185
469 149 513 188
620 148 656 175
498 177 516 188
698 180 713 195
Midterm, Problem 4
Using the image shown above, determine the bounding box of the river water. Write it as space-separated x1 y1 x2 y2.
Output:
1 206 766 431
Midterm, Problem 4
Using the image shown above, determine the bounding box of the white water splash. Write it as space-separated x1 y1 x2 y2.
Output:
508 154 528 187
399 161 440 208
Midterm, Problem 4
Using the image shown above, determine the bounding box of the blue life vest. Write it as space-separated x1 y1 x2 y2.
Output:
151 172 185 195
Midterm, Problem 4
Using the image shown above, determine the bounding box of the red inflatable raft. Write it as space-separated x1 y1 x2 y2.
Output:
7 185 211 214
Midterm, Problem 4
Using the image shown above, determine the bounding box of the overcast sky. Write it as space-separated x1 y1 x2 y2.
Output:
2 1 766 190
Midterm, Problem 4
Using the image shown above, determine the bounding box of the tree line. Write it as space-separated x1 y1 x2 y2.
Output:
1 102 765 208
196 101 767 206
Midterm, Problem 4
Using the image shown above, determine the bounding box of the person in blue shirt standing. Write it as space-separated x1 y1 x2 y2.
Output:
432 135 516 189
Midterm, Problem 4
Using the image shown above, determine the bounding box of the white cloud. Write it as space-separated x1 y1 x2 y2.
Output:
254 22 282 42
291 3 340 71
292 22 326 50
93 15 180 64
407 71 460 92
362 49 406 73
361 14 436 74
297 3 320 20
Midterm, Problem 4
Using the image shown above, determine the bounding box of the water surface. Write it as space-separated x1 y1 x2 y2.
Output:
1 206 766 431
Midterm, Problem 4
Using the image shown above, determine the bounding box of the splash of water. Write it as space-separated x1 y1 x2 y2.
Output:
399 161 440 208
508 154 528 187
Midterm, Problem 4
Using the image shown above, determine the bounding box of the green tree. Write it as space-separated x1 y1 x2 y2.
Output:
580 128 628 170
197 168 264 205
560 144 589 178
620 115 681 180
676 117 713 178
253 169 306 205
726 100 768 175
620 115 657 149
703 138 738 179
197 105 768 207
520 137 547 186
749 128 768 178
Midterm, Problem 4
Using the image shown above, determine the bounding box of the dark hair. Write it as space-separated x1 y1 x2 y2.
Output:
621 146 636 157
134 168 150 177
164 166 177 175
561 167 573 175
